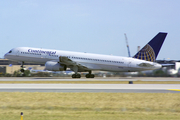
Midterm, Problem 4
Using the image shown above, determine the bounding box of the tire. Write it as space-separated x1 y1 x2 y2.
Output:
72 74 76 78
85 74 90 78
90 74 95 78
20 69 25 73
76 74 81 78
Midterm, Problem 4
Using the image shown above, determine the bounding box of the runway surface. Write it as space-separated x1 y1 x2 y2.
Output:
1 77 180 81
0 84 180 93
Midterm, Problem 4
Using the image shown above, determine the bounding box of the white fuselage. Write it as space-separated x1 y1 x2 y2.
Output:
4 47 162 72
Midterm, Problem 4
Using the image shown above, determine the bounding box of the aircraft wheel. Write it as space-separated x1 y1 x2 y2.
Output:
76 74 81 78
85 74 90 78
20 69 25 73
86 74 95 78
72 74 76 78
72 74 81 78
90 74 95 78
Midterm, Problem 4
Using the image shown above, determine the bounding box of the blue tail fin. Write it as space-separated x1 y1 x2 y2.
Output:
133 32 167 62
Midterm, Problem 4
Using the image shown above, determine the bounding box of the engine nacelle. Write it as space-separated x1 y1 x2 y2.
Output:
45 61 66 71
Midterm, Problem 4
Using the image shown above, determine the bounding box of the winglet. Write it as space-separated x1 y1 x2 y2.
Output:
133 32 167 62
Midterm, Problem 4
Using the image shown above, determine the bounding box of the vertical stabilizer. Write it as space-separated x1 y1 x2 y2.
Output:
133 32 167 62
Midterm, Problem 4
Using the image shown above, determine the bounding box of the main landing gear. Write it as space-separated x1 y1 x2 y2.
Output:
71 66 81 78
72 74 81 78
71 73 95 78
20 61 25 73
71 66 95 78
85 71 95 78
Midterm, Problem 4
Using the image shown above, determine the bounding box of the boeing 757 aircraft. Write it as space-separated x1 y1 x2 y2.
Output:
4 32 167 78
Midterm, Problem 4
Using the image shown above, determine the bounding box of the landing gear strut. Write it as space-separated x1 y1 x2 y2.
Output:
71 66 81 78
85 71 95 78
20 61 25 73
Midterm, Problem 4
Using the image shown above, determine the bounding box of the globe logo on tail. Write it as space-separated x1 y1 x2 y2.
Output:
133 44 155 62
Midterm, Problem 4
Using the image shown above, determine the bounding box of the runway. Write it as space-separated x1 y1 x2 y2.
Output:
1 77 180 81
0 84 180 93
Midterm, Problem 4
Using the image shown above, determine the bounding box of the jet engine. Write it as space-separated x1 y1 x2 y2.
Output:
45 61 66 71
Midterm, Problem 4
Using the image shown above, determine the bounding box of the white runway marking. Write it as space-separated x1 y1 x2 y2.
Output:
0 78 179 93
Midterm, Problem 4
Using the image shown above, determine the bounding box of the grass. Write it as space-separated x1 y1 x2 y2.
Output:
0 92 180 120
0 81 180 84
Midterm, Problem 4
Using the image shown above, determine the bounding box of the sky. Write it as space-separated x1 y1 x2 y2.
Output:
0 0 180 60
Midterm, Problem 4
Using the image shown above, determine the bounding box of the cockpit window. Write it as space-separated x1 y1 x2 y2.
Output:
8 50 12 53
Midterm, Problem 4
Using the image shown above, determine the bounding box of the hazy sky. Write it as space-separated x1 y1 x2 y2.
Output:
0 0 179 60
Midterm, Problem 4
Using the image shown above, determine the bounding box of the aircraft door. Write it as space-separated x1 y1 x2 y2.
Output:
16 50 19 56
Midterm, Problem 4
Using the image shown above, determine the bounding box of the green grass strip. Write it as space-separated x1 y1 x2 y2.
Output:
0 92 179 120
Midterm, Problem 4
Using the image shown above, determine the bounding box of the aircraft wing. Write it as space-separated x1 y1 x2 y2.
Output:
161 64 174 67
59 56 90 71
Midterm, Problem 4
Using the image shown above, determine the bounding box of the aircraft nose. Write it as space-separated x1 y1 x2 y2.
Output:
4 54 7 58
4 53 9 59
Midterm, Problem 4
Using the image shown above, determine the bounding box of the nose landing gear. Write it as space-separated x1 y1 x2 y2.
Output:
20 61 25 73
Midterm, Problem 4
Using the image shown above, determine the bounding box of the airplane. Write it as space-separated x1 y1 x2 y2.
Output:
4 32 167 78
